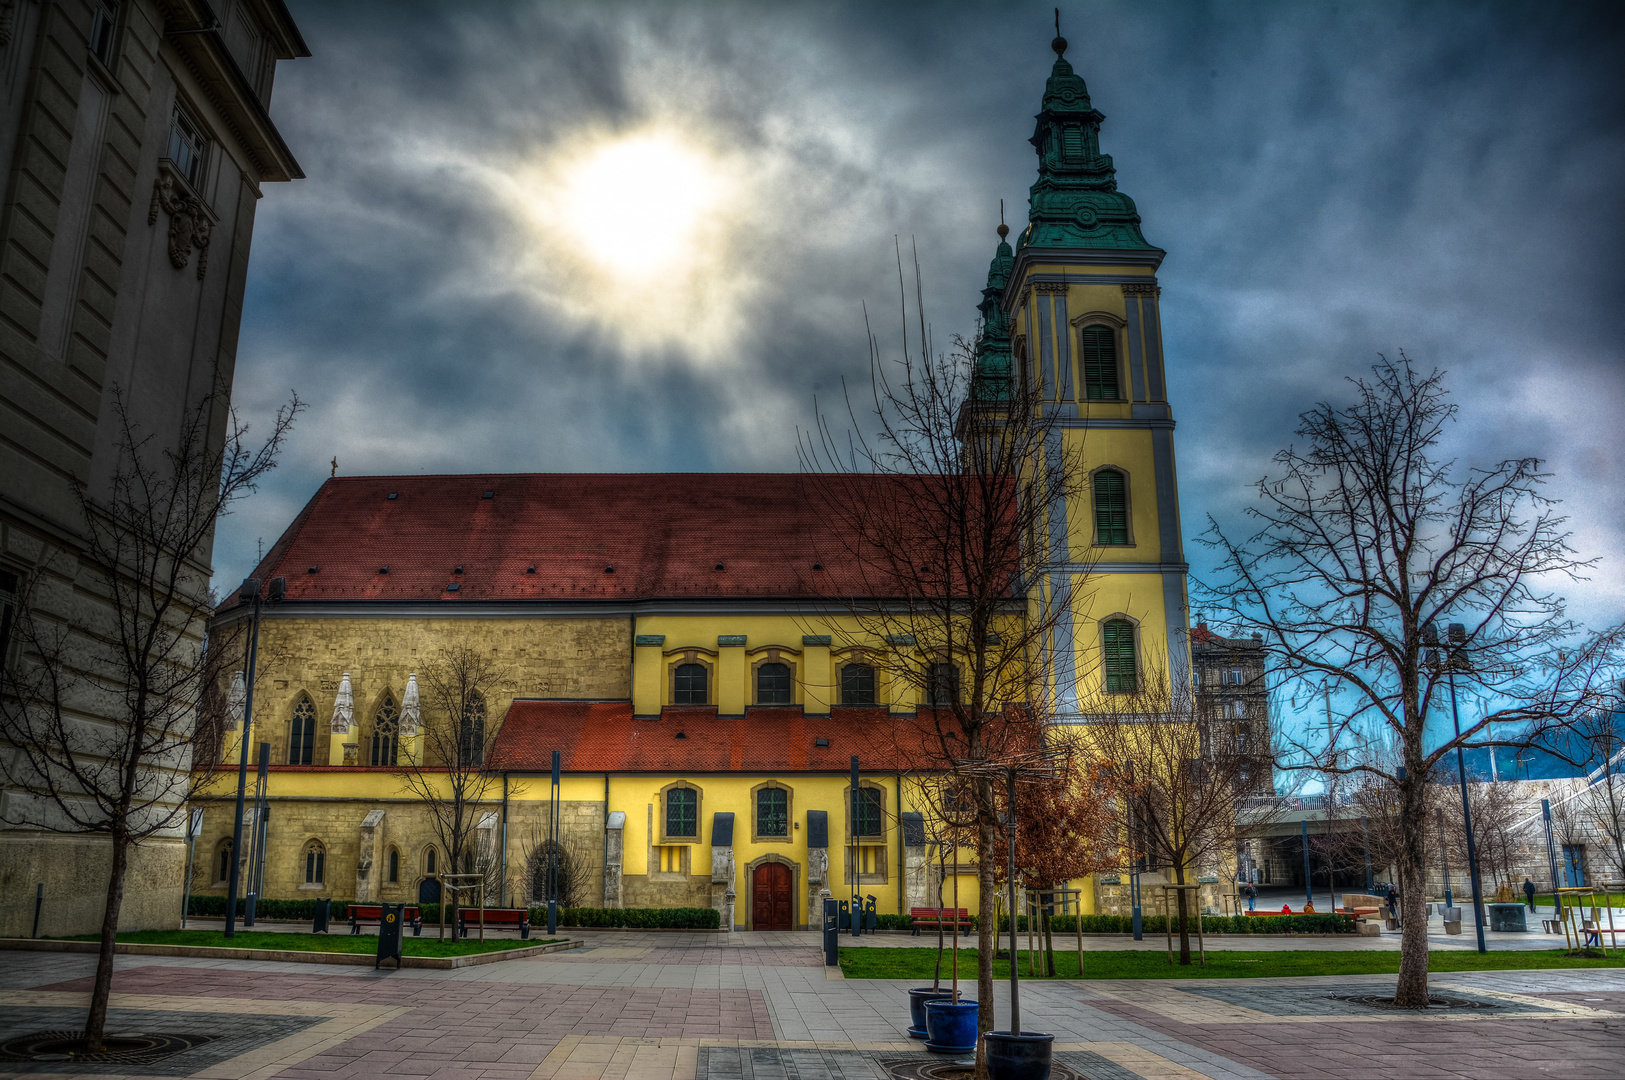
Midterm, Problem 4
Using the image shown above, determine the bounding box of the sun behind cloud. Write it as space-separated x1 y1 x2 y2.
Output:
559 133 725 276
498 125 754 360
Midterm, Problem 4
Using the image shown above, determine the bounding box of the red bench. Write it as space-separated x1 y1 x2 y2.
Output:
456 907 531 939
347 904 420 935
910 907 972 935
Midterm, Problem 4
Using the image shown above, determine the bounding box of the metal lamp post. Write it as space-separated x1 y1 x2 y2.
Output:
1432 621 1486 953
224 576 282 937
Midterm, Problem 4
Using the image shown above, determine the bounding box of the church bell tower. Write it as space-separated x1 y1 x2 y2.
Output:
985 30 1190 717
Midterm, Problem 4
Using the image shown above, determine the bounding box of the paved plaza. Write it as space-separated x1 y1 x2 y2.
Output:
0 930 1621 1080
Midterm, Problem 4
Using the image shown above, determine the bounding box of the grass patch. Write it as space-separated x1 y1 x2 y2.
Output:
63 930 560 958
838 946 1625 981
1533 892 1625 909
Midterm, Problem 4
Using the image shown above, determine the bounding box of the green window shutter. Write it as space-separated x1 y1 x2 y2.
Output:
1093 469 1129 545
1103 620 1137 693
1081 326 1119 400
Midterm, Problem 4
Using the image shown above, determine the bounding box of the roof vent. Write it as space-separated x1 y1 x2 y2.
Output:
454 565 463 574
526 565 537 574
307 566 319 574
387 492 398 500
446 583 461 592
482 490 494 499
714 562 725 571
675 730 687 740
604 564 615 574
812 562 823 570
379 565 389 574
814 737 829 748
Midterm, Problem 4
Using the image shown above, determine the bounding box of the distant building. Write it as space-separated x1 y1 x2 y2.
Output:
0 0 307 936
1190 621 1272 787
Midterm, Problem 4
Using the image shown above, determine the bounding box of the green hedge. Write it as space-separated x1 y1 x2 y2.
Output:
185 896 334 921
546 906 720 929
986 912 1356 935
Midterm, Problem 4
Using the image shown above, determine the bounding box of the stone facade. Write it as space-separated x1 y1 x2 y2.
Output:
216 614 631 767
0 0 306 937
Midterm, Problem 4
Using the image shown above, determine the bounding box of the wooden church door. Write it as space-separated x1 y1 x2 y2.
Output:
752 863 793 931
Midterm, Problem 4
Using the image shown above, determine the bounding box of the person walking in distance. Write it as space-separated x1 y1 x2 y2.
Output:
1523 876 1537 912
1386 882 1400 927
1245 882 1257 912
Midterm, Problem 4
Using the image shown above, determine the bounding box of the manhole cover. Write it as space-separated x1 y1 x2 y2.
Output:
0 1030 215 1065
1334 994 1500 1011
881 1058 1089 1080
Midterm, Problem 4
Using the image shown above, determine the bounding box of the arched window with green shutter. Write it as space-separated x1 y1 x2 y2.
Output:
1093 469 1129 545
1103 619 1138 693
1080 325 1120 400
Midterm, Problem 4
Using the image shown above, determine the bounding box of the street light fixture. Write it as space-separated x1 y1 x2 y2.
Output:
1426 621 1486 954
224 576 283 937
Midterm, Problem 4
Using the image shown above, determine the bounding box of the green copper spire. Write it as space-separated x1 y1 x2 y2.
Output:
971 221 1015 401
1018 33 1154 251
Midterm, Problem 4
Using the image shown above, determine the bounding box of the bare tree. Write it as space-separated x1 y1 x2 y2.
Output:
0 382 300 1049
396 645 513 910
1084 663 1280 963
518 823 601 909
1201 353 1622 1005
1572 711 1625 883
800 242 1088 1062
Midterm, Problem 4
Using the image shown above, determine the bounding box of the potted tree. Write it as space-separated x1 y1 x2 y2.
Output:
923 836 978 1054
908 836 955 1038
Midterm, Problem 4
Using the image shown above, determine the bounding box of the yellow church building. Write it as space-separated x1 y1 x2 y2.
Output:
192 36 1197 931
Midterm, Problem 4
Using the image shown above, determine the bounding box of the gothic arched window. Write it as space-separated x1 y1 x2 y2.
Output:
370 693 398 766
288 695 316 765
756 662 791 705
1103 619 1138 693
457 696 486 766
674 663 708 704
387 847 400 883
1092 469 1129 546
1080 325 1119 400
215 839 234 884
303 840 325 884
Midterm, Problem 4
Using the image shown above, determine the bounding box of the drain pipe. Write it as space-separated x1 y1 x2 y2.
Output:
501 775 510 907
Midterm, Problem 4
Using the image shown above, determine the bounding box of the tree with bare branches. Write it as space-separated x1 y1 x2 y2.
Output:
396 645 514 912
1083 664 1279 963
1201 353 1622 1005
518 819 601 909
799 242 1088 1061
0 381 300 1050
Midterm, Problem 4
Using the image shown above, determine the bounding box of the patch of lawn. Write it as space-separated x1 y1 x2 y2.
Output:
62 930 561 958
838 946 1625 981
1534 892 1625 909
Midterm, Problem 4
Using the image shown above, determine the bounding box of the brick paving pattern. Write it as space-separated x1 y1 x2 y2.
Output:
1 931 1622 1080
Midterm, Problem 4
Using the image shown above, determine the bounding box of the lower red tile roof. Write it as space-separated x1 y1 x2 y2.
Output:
488 700 978 773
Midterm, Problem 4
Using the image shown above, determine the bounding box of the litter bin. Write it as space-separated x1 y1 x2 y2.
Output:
822 897 838 967
1489 903 1528 933
376 903 404 970
312 897 332 934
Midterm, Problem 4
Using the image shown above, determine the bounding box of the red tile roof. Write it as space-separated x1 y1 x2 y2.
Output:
488 700 972 773
235 473 1007 605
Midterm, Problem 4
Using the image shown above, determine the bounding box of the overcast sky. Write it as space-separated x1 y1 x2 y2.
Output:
218 1 1624 714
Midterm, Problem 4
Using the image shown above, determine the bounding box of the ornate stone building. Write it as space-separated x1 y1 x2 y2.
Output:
190 32 1204 931
0 0 306 936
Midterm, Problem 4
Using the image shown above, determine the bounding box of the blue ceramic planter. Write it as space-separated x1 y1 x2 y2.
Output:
907 988 953 1039
923 998 978 1054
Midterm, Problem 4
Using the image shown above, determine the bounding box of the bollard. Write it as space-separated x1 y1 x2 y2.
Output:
823 897 839 966
245 892 257 927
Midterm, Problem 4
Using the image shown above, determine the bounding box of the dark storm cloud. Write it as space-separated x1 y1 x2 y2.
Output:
221 1 1624 638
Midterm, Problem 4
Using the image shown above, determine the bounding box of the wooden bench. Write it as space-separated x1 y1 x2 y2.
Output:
457 907 531 939
909 907 971 935
347 904 420 935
